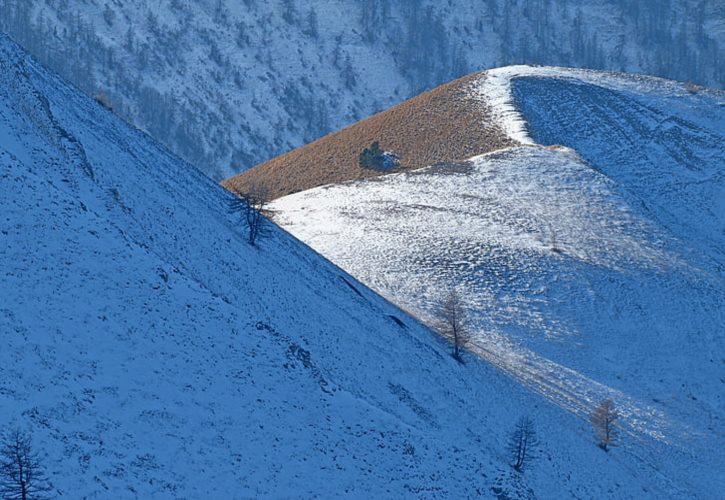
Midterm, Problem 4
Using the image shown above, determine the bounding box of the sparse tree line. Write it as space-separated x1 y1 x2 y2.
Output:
0 403 620 494
436 288 622 472
504 399 620 473
2 201 621 493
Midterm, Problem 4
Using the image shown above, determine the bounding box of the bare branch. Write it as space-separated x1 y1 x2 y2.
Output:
437 288 471 362
508 415 539 472
229 181 270 246
0 429 52 500
590 399 620 451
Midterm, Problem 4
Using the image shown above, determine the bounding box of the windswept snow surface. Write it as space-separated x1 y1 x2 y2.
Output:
0 36 681 499
271 68 725 497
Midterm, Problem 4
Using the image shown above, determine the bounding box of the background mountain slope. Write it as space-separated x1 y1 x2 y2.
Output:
270 67 725 497
0 35 672 499
0 0 722 179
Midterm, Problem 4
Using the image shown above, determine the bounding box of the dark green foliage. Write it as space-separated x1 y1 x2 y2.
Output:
359 141 384 169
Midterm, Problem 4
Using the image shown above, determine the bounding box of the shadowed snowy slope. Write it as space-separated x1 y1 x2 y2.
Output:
0 36 669 499
271 67 725 497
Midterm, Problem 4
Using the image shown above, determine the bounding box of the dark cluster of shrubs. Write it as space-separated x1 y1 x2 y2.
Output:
358 141 400 170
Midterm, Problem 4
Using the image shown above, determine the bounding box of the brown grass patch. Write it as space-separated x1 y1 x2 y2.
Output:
222 71 515 200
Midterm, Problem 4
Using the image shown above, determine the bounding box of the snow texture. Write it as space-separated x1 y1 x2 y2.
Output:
0 0 722 179
272 67 725 498
0 35 683 499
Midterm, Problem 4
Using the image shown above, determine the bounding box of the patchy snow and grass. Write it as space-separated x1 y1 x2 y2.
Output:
0 36 684 499
2 1 721 179
272 68 725 498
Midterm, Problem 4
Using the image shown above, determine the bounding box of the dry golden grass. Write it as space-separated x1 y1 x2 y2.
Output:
222 72 515 200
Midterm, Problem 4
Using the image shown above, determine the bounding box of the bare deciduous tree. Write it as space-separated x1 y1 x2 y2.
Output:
438 288 471 362
590 399 619 451
508 415 539 472
0 430 52 500
229 182 269 246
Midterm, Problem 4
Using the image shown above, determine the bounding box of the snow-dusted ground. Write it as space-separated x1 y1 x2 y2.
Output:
271 68 725 497
1 1 722 179
0 36 684 499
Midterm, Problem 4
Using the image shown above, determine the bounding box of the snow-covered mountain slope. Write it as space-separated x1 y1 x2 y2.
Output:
1 1 722 179
503 67 725 267
270 67 725 497
223 73 514 200
0 35 679 499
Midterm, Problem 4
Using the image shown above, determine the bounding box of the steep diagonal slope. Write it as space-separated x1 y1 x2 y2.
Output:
0 37 663 498
270 68 725 497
